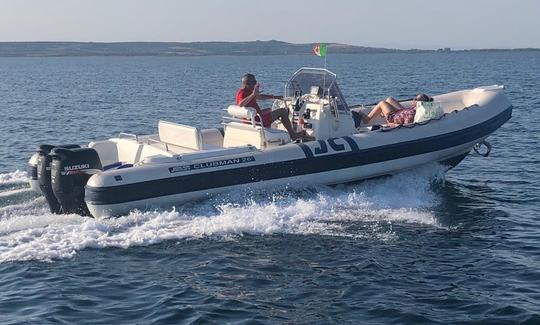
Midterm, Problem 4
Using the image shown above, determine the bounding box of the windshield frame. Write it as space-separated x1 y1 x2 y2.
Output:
284 67 349 112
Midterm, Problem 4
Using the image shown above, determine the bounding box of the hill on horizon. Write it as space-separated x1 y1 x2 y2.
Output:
0 40 537 57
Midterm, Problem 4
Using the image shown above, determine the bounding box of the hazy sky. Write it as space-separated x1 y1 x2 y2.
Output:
1 0 539 49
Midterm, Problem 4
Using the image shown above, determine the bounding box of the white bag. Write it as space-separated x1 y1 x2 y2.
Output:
414 101 444 123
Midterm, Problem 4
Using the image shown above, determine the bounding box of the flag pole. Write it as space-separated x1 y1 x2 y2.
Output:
314 43 328 98
323 59 326 98
323 44 327 98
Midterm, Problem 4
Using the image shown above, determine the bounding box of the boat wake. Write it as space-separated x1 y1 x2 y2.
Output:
0 169 28 189
0 165 447 262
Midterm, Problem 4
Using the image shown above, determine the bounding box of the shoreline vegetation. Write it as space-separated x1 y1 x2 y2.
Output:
0 40 538 57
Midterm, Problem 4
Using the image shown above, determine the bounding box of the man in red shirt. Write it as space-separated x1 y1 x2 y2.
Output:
236 73 305 140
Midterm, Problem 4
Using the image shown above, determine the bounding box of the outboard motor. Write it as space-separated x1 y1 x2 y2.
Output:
36 144 80 213
28 152 42 194
50 147 102 216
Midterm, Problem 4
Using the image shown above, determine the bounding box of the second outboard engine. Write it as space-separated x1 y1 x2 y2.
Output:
50 147 102 216
36 144 80 213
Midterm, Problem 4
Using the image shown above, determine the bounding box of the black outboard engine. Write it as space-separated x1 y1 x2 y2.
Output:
36 144 80 213
50 147 102 216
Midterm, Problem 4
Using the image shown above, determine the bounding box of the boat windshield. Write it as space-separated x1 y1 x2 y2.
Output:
285 68 349 111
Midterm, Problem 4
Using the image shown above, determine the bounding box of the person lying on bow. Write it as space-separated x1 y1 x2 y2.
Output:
358 93 433 126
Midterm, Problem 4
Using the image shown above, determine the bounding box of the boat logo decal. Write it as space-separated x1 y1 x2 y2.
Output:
63 163 90 171
59 163 91 175
298 136 360 158
168 156 256 173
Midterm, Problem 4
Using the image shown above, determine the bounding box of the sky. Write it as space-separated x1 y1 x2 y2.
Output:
0 0 539 49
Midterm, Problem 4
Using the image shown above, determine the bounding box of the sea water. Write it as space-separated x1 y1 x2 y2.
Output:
0 53 538 323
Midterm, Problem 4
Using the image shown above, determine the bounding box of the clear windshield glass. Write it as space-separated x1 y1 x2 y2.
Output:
285 68 349 111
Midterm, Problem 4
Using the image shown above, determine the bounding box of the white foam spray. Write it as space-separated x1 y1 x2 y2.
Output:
0 170 28 185
0 164 447 262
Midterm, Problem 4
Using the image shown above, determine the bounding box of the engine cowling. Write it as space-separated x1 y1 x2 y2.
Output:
50 147 102 216
36 144 80 213
36 145 60 213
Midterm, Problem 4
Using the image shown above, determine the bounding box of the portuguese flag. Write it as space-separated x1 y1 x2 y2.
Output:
313 43 327 57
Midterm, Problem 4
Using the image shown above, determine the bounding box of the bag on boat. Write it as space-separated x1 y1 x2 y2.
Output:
414 101 444 123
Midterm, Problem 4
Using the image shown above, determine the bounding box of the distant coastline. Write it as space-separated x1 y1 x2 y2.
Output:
0 40 538 57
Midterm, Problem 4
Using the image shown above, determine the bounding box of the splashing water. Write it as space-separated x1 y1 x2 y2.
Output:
0 164 447 262
0 170 28 186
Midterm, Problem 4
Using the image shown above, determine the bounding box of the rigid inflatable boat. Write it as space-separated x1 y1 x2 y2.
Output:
27 68 512 218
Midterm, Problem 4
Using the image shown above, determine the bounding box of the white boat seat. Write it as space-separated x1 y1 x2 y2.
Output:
223 122 262 148
90 138 149 165
200 128 224 148
227 105 257 120
116 138 145 163
263 127 291 146
223 122 290 149
89 140 120 166
158 120 202 151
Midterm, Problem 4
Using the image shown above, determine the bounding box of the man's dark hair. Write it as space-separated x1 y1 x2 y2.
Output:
242 73 256 84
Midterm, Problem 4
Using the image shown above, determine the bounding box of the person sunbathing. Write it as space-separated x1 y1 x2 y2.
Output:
359 94 432 126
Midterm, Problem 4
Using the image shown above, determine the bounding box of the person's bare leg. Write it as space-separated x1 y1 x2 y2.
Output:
384 97 406 110
378 101 398 121
365 104 382 123
271 108 303 139
363 101 397 124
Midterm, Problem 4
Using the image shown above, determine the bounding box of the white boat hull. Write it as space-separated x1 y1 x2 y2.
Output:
86 99 511 218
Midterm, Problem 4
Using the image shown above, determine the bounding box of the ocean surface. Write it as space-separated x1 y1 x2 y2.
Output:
0 52 539 324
